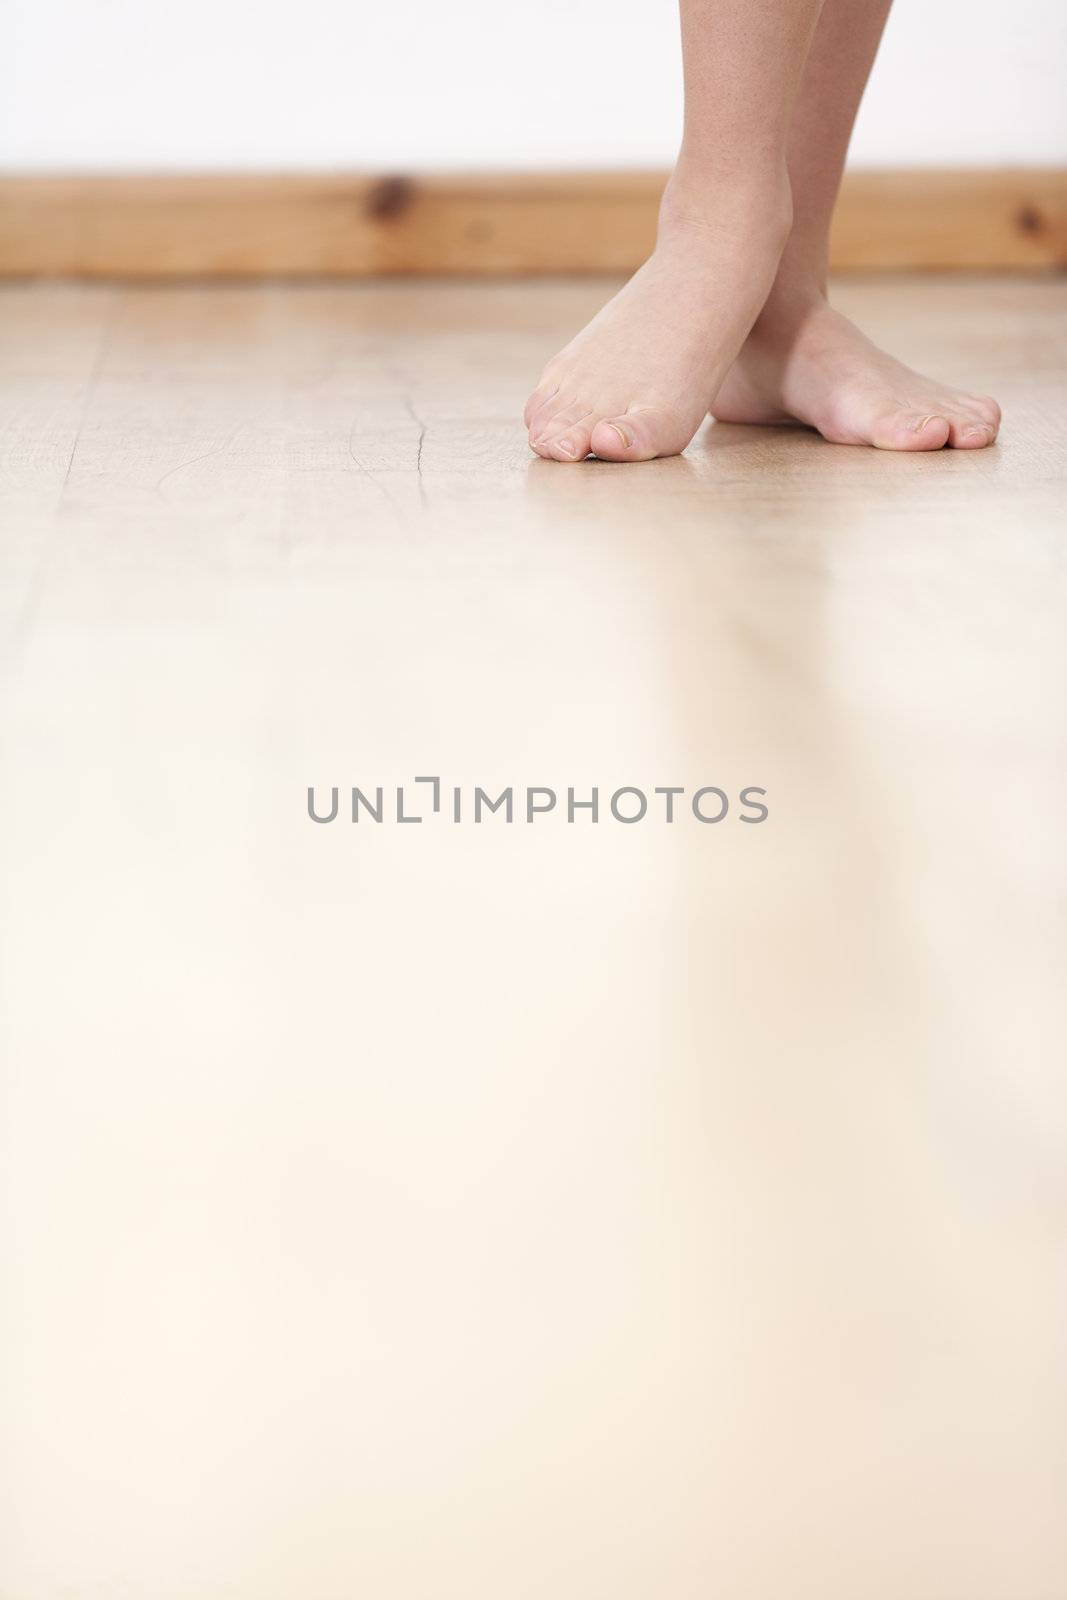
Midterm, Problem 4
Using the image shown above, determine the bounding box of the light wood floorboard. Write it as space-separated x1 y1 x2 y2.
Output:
1 275 1065 1600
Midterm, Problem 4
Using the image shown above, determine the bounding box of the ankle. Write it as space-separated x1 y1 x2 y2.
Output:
758 243 834 322
750 279 830 342
658 160 794 252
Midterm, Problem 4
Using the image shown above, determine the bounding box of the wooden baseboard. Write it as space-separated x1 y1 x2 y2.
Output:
1 168 1064 278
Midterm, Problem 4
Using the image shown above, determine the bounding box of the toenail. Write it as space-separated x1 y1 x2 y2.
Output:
556 438 576 457
912 414 940 432
964 423 991 440
604 421 632 448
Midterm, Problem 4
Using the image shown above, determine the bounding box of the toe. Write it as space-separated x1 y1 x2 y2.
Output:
870 410 951 451
975 394 1002 429
527 390 573 445
523 380 559 430
944 393 1001 448
969 395 1002 438
528 401 580 456
543 416 596 462
947 416 997 450
589 407 690 463
531 405 594 460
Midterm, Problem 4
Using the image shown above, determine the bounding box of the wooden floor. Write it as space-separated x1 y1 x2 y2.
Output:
2 277 1066 1600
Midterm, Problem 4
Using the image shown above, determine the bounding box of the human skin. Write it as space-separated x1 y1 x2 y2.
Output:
712 0 1002 449
523 0 827 464
525 0 1001 461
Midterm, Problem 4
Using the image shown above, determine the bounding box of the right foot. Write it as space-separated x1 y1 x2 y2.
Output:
523 177 793 464
712 294 1002 450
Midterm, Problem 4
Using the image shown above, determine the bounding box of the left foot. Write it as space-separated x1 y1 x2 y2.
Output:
712 293 1002 450
524 174 793 463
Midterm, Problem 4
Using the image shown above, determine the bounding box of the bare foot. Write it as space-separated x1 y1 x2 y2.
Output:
712 294 1002 450
524 179 793 463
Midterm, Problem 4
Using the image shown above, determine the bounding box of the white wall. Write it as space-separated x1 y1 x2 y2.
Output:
3 0 1065 171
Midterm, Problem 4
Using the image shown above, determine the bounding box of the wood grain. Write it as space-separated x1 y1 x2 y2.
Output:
2 283 1065 1600
1 169 1064 278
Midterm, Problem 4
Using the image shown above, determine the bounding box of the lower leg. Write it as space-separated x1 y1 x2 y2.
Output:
524 0 825 463
771 0 896 295
713 0 1002 449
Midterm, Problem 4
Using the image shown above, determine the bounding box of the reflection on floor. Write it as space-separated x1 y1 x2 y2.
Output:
2 277 1066 1600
